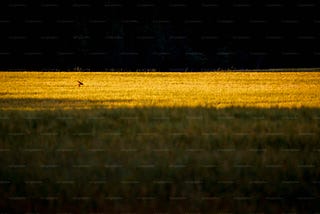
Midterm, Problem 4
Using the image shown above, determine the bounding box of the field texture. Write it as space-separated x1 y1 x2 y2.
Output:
0 72 320 213
1 72 319 109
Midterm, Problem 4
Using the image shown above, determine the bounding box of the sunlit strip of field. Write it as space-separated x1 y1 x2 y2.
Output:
0 72 320 110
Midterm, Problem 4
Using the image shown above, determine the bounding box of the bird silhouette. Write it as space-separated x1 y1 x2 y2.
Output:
77 80 84 87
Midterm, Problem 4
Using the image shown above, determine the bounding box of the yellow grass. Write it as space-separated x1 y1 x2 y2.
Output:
1 72 320 110
1 71 320 212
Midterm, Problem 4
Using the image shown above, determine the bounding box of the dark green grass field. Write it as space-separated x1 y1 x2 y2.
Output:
1 107 320 213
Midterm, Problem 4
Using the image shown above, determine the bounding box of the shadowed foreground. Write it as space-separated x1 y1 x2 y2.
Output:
0 107 319 213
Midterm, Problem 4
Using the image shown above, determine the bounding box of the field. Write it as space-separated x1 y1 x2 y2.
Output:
0 72 320 213
1 72 320 110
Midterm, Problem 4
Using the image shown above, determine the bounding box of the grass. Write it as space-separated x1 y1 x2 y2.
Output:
0 72 320 213
1 72 319 109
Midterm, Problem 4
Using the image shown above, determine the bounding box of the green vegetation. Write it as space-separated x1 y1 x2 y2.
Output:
1 107 320 212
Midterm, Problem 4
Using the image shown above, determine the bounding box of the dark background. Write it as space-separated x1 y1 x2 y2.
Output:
0 0 319 71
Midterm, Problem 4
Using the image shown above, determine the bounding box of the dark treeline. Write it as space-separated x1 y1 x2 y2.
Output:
0 0 319 71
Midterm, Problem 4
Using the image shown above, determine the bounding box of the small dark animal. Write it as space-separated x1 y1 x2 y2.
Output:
77 80 84 87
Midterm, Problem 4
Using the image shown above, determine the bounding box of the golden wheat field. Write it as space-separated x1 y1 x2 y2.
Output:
1 72 319 109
